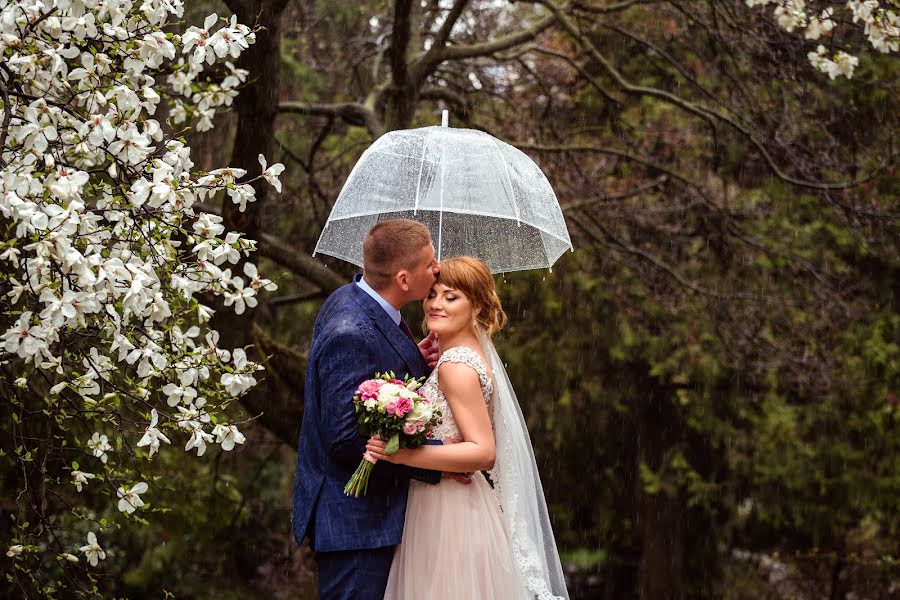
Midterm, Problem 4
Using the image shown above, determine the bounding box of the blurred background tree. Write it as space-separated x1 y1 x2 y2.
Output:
4 1 896 598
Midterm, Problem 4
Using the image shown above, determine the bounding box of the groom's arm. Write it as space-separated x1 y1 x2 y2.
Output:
317 328 378 468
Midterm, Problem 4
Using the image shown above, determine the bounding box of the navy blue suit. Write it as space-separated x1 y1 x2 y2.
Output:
292 276 441 599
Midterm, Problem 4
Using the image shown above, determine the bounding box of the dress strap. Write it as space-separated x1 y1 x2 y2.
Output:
436 346 493 398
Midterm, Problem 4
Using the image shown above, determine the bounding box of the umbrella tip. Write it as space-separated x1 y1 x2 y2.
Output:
441 110 449 127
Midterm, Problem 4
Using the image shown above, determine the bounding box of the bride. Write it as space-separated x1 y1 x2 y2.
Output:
365 256 569 599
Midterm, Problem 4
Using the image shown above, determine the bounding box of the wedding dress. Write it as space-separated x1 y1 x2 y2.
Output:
383 345 569 599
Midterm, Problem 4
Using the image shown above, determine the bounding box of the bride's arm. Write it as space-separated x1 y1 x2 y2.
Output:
365 361 495 472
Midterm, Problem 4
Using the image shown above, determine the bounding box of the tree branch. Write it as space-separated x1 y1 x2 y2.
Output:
278 101 381 135
257 232 347 292
530 46 621 107
537 0 896 191
561 176 667 210
413 14 556 82
570 211 755 300
432 0 469 51
571 0 653 14
419 86 470 117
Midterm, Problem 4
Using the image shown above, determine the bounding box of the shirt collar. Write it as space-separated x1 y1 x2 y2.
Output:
356 275 401 325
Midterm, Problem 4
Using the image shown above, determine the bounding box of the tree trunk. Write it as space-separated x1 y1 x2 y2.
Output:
218 0 303 446
636 390 685 599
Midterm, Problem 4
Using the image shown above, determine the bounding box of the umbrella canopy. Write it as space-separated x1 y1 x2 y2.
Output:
313 122 573 273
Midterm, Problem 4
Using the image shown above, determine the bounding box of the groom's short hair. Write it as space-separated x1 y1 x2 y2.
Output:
363 219 432 290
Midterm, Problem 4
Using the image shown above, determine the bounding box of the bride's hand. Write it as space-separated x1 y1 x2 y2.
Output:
365 435 403 464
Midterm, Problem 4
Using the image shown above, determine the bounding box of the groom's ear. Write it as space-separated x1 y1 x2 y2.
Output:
395 270 410 292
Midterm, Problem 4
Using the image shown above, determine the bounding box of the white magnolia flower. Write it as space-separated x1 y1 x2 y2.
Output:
226 183 255 213
6 545 24 558
223 276 257 315
258 154 285 193
184 428 214 456
71 470 96 492
0 2 274 559
243 262 277 292
136 409 171 457
804 8 835 40
221 371 256 397
79 532 105 566
117 482 148 514
87 432 112 464
161 382 198 407
212 423 246 451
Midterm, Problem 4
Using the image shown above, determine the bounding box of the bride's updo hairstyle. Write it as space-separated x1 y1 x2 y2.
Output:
434 256 507 338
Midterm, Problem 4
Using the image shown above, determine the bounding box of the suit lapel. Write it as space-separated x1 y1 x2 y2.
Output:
349 278 425 378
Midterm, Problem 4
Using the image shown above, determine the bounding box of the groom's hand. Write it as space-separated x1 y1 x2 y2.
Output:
442 436 472 485
418 331 439 369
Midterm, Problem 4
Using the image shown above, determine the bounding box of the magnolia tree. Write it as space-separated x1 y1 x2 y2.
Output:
0 0 283 592
747 0 899 78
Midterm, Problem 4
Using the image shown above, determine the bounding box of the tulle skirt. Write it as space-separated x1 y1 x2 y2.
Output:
384 472 528 599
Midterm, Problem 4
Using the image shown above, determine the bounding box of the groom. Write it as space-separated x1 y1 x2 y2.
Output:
293 219 456 599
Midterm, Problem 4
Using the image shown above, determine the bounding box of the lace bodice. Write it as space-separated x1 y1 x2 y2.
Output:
420 346 493 440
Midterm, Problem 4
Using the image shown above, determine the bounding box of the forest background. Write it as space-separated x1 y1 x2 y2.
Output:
1 1 897 598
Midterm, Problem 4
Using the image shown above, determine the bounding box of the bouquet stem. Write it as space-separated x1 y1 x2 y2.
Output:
343 452 377 497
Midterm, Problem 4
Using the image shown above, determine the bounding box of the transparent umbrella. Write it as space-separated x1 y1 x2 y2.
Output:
313 113 573 273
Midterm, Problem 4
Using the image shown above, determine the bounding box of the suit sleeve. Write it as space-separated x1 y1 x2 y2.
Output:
316 328 377 467
316 328 442 485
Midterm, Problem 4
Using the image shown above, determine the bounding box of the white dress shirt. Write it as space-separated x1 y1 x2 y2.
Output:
356 276 401 325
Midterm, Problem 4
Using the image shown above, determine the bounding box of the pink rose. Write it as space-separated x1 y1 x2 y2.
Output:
385 401 397 415
403 421 418 435
394 397 412 416
358 379 382 401
417 422 426 433
390 379 404 386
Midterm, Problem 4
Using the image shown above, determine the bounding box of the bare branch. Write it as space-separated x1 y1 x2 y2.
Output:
515 141 711 198
414 14 556 82
257 232 347 292
570 211 755 300
278 100 381 135
530 46 621 107
432 0 469 51
571 0 652 13
419 85 470 116
560 176 667 210
537 0 897 191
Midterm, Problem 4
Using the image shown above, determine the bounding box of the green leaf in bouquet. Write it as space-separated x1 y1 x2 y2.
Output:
385 433 400 455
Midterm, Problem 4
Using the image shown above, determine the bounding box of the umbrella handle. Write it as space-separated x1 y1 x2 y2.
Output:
441 109 449 127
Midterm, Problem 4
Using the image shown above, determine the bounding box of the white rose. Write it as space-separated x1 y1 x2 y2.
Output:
376 383 402 408
407 400 433 423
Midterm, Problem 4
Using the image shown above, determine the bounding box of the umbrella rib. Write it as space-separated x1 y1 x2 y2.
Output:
437 137 445 261
489 138 520 226
414 130 429 215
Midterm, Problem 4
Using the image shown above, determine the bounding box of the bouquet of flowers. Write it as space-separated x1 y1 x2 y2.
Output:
343 372 441 497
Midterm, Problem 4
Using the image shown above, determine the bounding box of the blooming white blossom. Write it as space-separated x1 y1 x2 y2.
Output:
136 409 171 457
212 423 247 451
258 154 286 193
87 432 112 464
6 545 24 558
117 482 149 514
79 532 105 566
71 470 96 492
748 0 898 76
1 0 278 574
